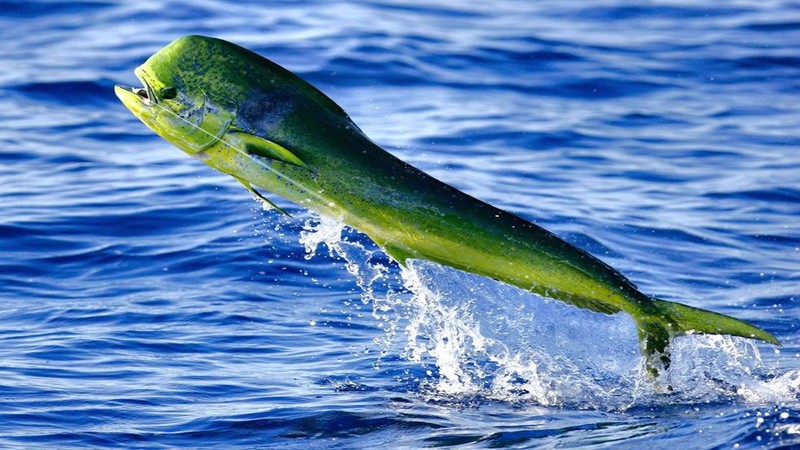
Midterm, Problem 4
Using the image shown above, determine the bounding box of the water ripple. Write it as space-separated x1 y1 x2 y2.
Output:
0 0 798 448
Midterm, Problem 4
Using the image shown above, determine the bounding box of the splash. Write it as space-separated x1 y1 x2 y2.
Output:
397 259 642 408
300 215 390 303
299 215 798 409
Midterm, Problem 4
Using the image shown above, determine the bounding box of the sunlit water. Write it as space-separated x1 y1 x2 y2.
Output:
1 1 799 448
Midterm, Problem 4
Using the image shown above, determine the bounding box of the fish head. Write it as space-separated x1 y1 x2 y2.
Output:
117 35 361 157
116 35 372 214
115 35 241 155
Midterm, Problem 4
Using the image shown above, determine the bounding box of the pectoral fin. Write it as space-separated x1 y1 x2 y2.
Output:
229 131 308 169
234 176 291 216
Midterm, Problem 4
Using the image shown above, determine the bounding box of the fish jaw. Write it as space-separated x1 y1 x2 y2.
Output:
115 68 152 126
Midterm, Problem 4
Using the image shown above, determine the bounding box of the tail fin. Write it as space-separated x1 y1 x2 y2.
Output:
636 298 779 377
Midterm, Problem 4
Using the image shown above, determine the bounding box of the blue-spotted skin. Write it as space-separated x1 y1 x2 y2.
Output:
115 35 779 376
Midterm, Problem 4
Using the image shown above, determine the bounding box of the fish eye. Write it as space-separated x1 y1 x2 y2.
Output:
160 86 177 100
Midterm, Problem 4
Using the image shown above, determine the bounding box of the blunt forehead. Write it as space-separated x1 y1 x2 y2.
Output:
146 37 245 82
141 38 262 110
143 36 337 120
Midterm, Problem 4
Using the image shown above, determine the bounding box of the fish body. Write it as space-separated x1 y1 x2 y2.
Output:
116 35 778 376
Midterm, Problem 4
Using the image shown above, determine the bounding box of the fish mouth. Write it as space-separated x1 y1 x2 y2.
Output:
114 67 155 106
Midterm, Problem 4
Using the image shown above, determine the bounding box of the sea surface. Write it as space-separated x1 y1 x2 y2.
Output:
1 0 799 448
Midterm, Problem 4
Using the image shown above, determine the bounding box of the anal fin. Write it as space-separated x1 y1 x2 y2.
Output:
381 242 416 266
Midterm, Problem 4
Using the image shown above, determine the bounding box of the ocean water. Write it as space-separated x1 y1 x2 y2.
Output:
1 0 799 448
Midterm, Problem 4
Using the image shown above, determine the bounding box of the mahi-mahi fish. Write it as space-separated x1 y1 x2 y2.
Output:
115 35 778 377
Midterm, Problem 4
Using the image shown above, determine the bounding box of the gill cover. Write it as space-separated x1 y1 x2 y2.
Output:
161 92 237 153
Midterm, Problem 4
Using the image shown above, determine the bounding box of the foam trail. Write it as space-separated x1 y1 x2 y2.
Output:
299 215 798 409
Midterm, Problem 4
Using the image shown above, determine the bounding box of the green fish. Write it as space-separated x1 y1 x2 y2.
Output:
115 35 778 377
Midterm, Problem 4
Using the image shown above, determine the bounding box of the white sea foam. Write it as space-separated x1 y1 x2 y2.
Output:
300 215 799 409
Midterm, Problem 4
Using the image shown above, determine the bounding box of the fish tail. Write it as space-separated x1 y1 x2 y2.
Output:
636 298 779 377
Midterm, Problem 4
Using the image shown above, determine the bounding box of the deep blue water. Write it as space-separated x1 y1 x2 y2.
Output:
1 0 799 448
